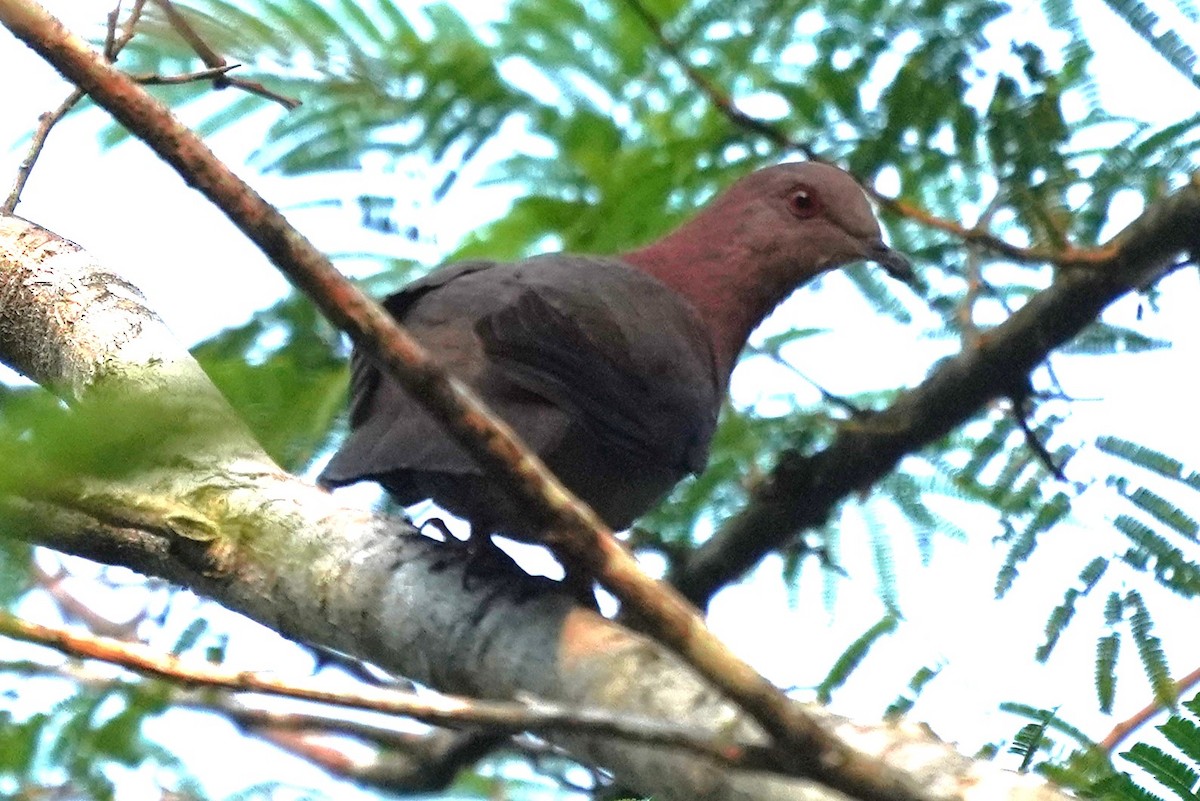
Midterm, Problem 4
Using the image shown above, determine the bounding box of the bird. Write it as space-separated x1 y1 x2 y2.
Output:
319 161 913 570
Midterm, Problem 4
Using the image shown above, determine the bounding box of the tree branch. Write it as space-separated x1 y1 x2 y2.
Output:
1098 663 1200 754
0 659 505 794
2 0 148 214
673 181 1200 605
149 0 299 107
0 195 1078 801
0 4 941 797
231 714 505 794
0 610 777 768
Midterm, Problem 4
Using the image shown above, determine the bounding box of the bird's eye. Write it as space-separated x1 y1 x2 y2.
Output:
788 187 822 219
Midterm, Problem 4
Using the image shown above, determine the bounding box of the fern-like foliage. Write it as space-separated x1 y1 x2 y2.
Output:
816 613 899 703
1098 0 1200 91
884 664 944 720
1088 694 1200 801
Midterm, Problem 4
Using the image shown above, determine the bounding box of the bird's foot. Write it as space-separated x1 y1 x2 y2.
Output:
460 533 527 591
423 521 526 588
421 517 466 572
560 564 599 610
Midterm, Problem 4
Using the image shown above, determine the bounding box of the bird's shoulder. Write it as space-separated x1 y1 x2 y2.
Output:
351 253 721 470
471 255 723 469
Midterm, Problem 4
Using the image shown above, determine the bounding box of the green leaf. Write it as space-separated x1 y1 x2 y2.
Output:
817 614 899 704
1098 0 1200 90
884 664 943 720
1161 716 1200 768
171 619 209 657
0 538 31 606
1127 591 1176 709
1122 743 1200 801
1097 632 1120 713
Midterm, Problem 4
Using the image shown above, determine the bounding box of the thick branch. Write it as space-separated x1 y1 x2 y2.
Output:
674 181 1200 605
0 203 1075 801
0 4 940 797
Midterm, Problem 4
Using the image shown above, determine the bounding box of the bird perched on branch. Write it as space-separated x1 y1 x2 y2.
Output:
319 161 913 565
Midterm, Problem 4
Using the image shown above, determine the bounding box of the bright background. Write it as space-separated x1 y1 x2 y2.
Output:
3 0 1200 798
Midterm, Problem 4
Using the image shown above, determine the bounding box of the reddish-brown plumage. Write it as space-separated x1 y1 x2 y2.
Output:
320 162 911 542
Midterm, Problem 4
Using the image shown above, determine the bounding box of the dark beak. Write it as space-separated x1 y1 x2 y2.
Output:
866 241 917 287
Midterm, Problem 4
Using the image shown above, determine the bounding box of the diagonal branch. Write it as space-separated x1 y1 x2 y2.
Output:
673 182 1200 605
1098 663 1200 754
149 0 299 108
0 214 1087 800
0 4 934 800
2 0 148 214
0 611 776 768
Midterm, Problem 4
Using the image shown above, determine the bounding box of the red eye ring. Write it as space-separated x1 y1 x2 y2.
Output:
788 186 822 219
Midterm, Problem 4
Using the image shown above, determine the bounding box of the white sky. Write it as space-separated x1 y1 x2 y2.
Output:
3 0 1200 798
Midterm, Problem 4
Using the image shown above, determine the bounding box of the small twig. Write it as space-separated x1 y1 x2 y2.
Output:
1099 664 1200 754
151 0 223 71
130 62 238 85
102 0 120 59
617 0 810 158
118 0 148 44
249 723 505 792
1 658 504 793
747 343 863 416
33 561 147 640
0 611 774 768
218 76 301 109
3 89 84 213
3 0 148 213
1008 391 1066 482
150 0 299 108
959 193 1006 347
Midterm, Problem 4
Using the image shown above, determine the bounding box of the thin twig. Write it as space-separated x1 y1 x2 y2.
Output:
131 62 238 85
617 0 810 157
151 0 223 71
3 90 84 213
3 0 148 213
959 193 1006 347
2 658 503 792
102 0 120 59
1098 665 1200 754
216 75 300 108
0 611 773 768
33 561 147 640
746 342 863 416
0 7 938 799
150 0 300 108
1008 392 1067 482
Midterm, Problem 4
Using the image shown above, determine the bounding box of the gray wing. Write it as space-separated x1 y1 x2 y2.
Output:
319 255 720 498
475 258 720 471
320 260 572 494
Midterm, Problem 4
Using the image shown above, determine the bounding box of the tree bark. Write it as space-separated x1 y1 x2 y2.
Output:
0 213 1074 801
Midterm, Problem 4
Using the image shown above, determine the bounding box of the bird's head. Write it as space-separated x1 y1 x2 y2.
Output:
710 161 914 286
623 161 915 380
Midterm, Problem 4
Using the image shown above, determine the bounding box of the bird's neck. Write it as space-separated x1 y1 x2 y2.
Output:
623 221 800 385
